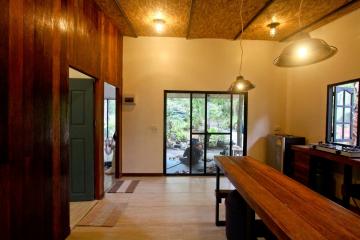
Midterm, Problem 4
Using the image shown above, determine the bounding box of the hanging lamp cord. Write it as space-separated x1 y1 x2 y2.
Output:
298 0 304 28
238 0 244 76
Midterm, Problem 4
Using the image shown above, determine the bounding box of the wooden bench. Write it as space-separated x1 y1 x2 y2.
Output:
215 156 360 239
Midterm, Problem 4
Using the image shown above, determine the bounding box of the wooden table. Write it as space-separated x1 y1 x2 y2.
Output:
215 156 360 240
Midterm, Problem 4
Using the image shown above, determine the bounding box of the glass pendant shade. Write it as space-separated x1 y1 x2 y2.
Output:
274 37 337 67
228 75 255 92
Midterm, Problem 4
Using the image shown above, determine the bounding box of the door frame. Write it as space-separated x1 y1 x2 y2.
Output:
163 90 248 176
103 84 121 179
68 66 102 200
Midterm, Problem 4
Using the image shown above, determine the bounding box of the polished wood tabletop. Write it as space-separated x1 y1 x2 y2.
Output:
215 156 360 240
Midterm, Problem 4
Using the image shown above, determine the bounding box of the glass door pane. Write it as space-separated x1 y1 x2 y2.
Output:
232 95 245 156
207 94 231 133
190 134 205 174
206 134 230 173
192 94 205 133
165 93 191 174
206 94 231 174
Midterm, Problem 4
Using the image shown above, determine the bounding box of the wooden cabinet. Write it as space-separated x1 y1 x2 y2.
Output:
292 151 310 186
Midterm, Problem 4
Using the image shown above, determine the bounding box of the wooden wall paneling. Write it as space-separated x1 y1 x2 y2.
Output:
1 0 124 238
8 0 26 238
67 0 100 78
3 0 69 239
53 0 70 238
0 0 10 239
99 12 123 179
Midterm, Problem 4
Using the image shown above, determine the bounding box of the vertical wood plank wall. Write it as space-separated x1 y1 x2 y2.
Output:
0 0 123 239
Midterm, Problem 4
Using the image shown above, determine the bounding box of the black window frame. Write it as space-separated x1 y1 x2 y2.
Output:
326 78 360 147
163 90 248 176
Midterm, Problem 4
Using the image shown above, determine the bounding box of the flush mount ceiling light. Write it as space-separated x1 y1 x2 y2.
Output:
267 21 280 38
153 19 165 33
229 0 255 93
274 0 337 67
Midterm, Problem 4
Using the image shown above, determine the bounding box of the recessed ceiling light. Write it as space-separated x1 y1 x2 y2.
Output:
153 19 165 33
267 22 280 38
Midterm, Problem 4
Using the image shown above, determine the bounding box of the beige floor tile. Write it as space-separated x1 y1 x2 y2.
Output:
68 176 230 239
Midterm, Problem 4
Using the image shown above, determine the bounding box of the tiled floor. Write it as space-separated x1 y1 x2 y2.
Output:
69 200 98 229
67 176 234 240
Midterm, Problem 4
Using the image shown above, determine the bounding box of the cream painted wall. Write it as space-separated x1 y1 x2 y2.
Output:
285 9 360 143
122 37 286 173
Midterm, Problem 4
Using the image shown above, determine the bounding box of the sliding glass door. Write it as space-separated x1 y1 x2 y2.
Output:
164 91 247 175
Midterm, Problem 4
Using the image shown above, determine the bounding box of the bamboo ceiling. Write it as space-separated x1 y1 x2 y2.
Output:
94 0 360 41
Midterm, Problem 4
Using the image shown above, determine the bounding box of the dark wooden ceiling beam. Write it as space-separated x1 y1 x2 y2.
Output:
280 0 360 42
186 0 195 39
114 0 138 37
233 0 274 40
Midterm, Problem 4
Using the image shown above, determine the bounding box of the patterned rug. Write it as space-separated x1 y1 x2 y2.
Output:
77 200 127 227
107 180 140 193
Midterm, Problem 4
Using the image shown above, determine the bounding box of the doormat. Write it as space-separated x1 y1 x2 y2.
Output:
107 180 140 193
77 200 127 227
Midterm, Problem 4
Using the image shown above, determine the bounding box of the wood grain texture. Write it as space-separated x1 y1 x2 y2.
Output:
119 0 192 37
0 0 9 239
1 0 123 239
292 145 360 168
215 156 360 239
188 0 269 39
68 0 124 200
1 0 69 239
68 0 100 78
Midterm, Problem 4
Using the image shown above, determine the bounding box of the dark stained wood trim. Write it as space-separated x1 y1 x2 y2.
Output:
0 0 9 238
122 173 165 177
115 87 121 178
186 0 195 39
233 0 274 40
114 0 138 37
280 0 360 42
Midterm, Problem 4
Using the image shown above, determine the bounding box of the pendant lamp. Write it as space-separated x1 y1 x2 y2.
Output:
274 35 337 67
228 75 255 92
229 0 255 93
274 0 337 67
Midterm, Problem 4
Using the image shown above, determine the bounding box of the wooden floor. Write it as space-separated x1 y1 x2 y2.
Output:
67 176 233 240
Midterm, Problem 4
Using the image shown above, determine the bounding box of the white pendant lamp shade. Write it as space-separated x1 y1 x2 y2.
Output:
229 75 255 93
274 37 337 67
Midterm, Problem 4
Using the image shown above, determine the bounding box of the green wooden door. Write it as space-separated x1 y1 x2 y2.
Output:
69 78 94 201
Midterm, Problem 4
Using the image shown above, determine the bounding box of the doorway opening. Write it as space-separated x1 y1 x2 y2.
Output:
164 91 248 175
68 67 97 229
104 82 117 191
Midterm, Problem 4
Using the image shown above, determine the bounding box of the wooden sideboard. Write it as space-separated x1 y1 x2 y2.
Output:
291 145 360 208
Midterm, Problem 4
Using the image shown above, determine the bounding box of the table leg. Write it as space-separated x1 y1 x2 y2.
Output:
226 190 255 240
343 165 352 208
216 166 220 191
215 166 220 226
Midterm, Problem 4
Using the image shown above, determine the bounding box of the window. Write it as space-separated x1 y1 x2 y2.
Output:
327 79 359 146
